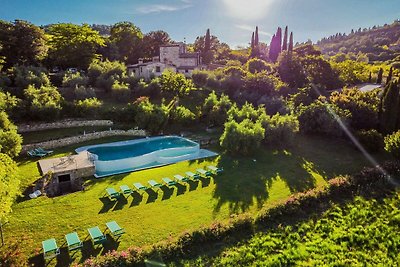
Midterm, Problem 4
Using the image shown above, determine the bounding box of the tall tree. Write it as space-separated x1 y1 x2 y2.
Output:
251 32 255 49
386 67 393 85
0 20 47 67
269 27 284 62
276 27 282 55
380 80 400 134
282 26 288 51
47 23 104 69
205 28 211 52
0 153 20 222
377 68 383 84
109 21 143 64
368 71 372 83
289 32 294 52
194 31 223 64
142 30 172 58
255 26 259 46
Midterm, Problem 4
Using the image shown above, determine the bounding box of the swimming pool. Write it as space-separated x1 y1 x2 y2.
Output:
76 136 217 177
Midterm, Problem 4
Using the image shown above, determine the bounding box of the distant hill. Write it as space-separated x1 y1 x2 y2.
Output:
316 20 400 62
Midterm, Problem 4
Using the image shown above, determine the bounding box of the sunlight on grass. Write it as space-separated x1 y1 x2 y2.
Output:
4 135 387 266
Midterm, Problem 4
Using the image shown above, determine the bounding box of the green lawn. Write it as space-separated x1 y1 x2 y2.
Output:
4 135 387 266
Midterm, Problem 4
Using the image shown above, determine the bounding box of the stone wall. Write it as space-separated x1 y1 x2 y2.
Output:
22 129 146 153
17 119 113 133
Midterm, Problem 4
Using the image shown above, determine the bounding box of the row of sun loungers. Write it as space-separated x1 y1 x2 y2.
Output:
27 147 53 157
105 166 223 200
42 220 124 259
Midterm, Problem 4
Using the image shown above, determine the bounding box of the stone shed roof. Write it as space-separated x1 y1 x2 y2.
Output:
38 152 95 175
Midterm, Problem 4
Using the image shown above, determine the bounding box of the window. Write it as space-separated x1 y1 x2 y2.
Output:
185 69 189 73
156 66 161 73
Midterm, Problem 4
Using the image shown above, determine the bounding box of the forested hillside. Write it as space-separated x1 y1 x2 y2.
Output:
317 20 400 63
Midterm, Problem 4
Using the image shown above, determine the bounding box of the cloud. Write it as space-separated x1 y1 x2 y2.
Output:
235 24 272 37
137 1 192 14
222 0 276 20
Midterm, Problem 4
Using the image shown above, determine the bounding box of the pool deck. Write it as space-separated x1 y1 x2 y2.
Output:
38 152 95 176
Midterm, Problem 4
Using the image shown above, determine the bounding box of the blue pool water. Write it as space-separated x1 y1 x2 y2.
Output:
76 136 218 178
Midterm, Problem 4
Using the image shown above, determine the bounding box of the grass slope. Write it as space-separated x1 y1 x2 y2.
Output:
3 135 385 266
178 193 400 266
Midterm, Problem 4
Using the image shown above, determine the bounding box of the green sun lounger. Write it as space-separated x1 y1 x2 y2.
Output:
207 165 223 174
120 185 133 195
42 238 60 259
65 232 83 251
133 182 148 192
106 221 125 237
148 180 162 188
174 174 190 183
106 187 120 200
36 147 53 155
88 226 106 245
162 177 176 186
185 171 200 180
28 150 47 157
197 168 212 177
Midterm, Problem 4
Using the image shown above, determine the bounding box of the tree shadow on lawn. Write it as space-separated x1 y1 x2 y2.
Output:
211 149 320 214
113 195 128 211
160 186 174 200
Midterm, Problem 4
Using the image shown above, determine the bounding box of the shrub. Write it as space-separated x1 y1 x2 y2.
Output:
201 91 232 127
191 70 209 87
62 71 89 88
95 75 116 92
13 65 50 90
160 70 195 96
243 72 277 96
74 85 96 100
355 129 383 153
74 97 102 118
257 96 289 115
245 58 272 74
220 119 265 155
24 84 63 121
111 80 131 102
0 73 11 88
0 112 22 158
133 78 161 98
298 100 350 137
134 97 170 134
170 106 196 126
263 114 299 147
384 130 400 158
88 59 127 86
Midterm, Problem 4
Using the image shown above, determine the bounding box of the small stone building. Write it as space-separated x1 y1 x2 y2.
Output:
38 152 95 195
127 42 202 79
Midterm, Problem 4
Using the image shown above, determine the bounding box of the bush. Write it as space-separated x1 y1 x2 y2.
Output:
160 70 195 96
355 129 383 153
245 58 272 74
133 79 161 98
111 80 131 102
263 114 299 147
62 71 89 88
201 91 232 127
298 100 351 137
74 85 96 100
74 97 102 118
191 70 209 87
170 106 196 126
95 75 116 92
220 119 265 155
88 59 127 86
13 65 50 90
0 73 11 88
0 112 22 158
24 84 63 121
134 97 170 134
384 130 400 158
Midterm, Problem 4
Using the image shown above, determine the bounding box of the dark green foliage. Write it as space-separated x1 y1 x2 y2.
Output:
62 71 88 88
13 65 50 90
282 26 288 51
300 55 341 90
355 129 384 152
74 85 96 100
109 21 143 64
191 70 209 87
142 30 171 58
170 106 196 126
289 86 322 109
134 97 170 134
386 67 393 85
111 80 131 102
277 51 307 88
74 97 102 118
262 114 299 147
245 58 272 74
220 118 264 155
0 152 20 219
379 80 400 134
293 44 322 57
0 112 22 158
201 91 232 126
159 70 195 96
242 72 277 96
368 71 372 83
298 100 351 137
331 60 369 85
288 32 294 52
88 60 127 92
377 68 383 84
0 20 47 67
24 84 63 121
330 87 380 130
269 27 283 62
384 130 400 157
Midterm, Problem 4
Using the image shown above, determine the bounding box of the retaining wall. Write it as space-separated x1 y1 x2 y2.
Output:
17 119 113 133
22 129 147 153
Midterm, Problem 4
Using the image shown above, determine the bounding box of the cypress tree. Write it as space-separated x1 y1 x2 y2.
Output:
251 32 255 49
289 32 294 52
282 26 288 51
377 68 383 84
255 26 259 46
386 67 393 85
380 80 400 134
269 34 276 61
205 28 211 52
368 71 372 83
276 27 282 55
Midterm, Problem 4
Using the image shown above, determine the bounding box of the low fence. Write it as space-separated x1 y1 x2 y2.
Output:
22 129 147 153
17 119 113 133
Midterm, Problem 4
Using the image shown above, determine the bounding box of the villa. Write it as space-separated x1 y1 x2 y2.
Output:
127 43 202 79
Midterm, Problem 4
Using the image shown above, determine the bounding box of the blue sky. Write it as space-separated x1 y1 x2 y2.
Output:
1 0 399 48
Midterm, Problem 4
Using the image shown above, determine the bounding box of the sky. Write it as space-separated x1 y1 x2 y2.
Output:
1 0 400 48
